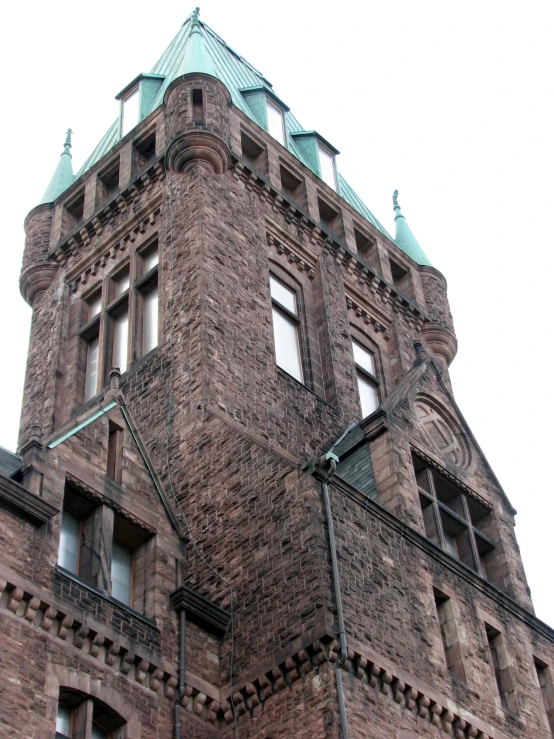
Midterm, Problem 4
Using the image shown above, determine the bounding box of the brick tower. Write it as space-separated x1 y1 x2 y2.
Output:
1 9 553 739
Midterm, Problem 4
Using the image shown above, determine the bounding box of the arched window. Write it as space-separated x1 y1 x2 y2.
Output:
56 689 127 739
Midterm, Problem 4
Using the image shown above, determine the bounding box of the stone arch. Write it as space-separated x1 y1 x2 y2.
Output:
414 394 470 468
44 663 141 738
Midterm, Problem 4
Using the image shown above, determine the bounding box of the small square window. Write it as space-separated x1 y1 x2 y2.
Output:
241 130 269 175
132 130 156 174
97 158 120 205
280 163 307 208
317 196 344 239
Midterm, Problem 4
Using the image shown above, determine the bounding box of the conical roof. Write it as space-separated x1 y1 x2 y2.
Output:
39 129 75 205
392 190 432 267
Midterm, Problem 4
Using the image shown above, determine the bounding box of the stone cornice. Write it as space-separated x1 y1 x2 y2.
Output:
49 155 166 270
0 472 58 525
230 155 428 330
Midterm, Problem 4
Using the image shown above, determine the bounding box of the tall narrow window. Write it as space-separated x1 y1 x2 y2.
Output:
58 510 81 575
84 337 100 401
143 286 158 354
270 275 303 382
111 540 133 605
318 144 336 190
266 99 285 145
352 340 379 417
485 624 518 713
112 310 129 373
535 658 554 734
121 88 140 137
107 423 123 483
434 591 466 679
192 88 204 119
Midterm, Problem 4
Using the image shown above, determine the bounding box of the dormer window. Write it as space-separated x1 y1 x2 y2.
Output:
266 99 285 145
116 73 165 140
121 87 140 137
318 143 336 190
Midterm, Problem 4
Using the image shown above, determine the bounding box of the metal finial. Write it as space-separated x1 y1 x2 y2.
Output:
191 6 200 26
64 128 73 150
393 189 400 211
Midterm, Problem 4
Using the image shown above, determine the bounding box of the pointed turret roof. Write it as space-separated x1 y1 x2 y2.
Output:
392 190 432 267
39 129 75 205
177 7 216 77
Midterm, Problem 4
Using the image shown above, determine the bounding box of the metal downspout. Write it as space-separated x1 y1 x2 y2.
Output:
320 460 350 739
174 609 186 739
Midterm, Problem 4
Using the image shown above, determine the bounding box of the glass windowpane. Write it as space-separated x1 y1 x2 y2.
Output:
419 494 440 545
116 273 130 296
58 510 80 574
85 337 99 401
352 340 375 375
272 307 303 382
56 704 72 737
443 530 458 558
266 99 285 145
91 722 109 739
113 310 129 373
122 88 140 137
143 287 158 354
318 144 336 190
88 296 101 319
357 373 379 417
269 276 297 314
144 247 158 272
111 540 133 605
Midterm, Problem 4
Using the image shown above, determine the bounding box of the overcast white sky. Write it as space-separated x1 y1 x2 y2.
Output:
1 1 552 626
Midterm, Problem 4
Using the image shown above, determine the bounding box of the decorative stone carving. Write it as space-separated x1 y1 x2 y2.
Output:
414 396 470 468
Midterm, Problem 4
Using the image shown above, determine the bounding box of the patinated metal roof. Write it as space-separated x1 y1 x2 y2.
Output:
47 11 433 265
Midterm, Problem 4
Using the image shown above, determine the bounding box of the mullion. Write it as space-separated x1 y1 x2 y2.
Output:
462 495 486 577
272 298 299 324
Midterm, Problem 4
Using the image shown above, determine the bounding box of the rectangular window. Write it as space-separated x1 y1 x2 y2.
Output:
535 658 554 734
88 295 102 319
485 623 518 713
318 144 336 190
143 286 158 354
143 246 159 273
266 99 285 145
116 272 130 296
270 275 303 382
84 337 100 401
58 510 81 575
121 88 140 137
192 88 204 120
414 456 495 577
352 340 379 418
111 539 133 605
107 423 123 483
112 310 129 373
434 590 466 679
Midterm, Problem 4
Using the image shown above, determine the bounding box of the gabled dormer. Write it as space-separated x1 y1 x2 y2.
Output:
240 86 290 147
290 131 339 190
115 74 165 138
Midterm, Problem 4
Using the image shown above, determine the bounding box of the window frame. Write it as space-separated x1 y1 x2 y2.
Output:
77 240 159 404
415 457 495 577
317 142 337 190
351 338 381 419
266 97 286 146
120 86 140 138
269 273 304 384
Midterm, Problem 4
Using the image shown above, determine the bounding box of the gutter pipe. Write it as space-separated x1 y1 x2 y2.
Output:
174 609 186 739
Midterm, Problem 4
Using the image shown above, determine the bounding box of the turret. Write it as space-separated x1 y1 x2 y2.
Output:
164 9 231 174
393 190 458 367
20 130 74 306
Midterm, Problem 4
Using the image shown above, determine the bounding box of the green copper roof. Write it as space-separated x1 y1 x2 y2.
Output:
392 190 432 267
39 129 75 205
